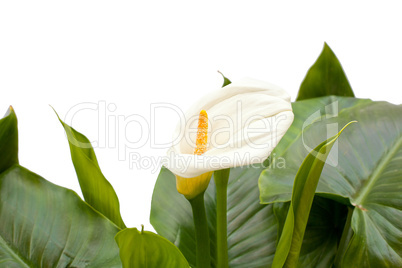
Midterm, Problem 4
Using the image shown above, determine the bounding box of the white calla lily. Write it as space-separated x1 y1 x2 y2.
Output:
164 78 294 199
165 78 294 175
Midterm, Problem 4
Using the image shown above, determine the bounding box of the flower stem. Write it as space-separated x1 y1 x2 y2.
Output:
334 206 354 267
189 192 211 268
214 168 230 268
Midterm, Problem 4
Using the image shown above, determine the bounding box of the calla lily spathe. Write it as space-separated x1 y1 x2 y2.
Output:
164 78 294 182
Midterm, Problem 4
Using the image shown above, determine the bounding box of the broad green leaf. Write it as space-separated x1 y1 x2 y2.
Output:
218 71 232 87
151 166 343 267
115 227 189 268
274 197 347 268
55 112 126 229
151 165 282 268
260 96 402 266
296 43 355 101
272 122 353 268
0 106 18 173
299 197 347 267
0 165 122 267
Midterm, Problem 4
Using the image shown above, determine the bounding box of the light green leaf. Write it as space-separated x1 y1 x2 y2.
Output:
55 111 126 229
115 227 189 268
0 106 18 173
272 122 354 267
0 165 122 267
296 43 355 101
260 96 402 266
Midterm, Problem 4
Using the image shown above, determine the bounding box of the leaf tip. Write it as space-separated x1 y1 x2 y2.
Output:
49 106 64 125
4 105 15 117
337 121 357 137
217 70 232 87
323 42 332 51
321 42 339 61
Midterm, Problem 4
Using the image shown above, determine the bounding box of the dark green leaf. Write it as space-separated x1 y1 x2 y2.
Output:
272 122 353 267
298 197 347 268
55 111 126 229
275 197 347 268
115 227 189 268
0 165 122 267
0 106 18 173
296 43 355 101
260 96 402 266
151 165 280 268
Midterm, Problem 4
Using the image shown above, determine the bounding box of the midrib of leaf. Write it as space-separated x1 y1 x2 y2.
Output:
0 234 31 267
353 135 402 205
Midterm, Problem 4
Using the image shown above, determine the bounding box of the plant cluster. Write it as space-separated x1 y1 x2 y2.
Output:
0 43 401 267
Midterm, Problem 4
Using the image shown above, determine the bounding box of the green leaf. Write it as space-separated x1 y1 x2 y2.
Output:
296 43 355 101
273 197 347 268
0 106 18 173
55 111 126 229
151 165 281 268
0 165 122 267
218 71 232 87
259 96 402 266
272 203 294 268
272 122 354 268
293 197 347 268
115 227 189 268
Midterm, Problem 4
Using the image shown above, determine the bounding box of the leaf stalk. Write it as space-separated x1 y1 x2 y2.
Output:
214 168 230 268
189 192 211 268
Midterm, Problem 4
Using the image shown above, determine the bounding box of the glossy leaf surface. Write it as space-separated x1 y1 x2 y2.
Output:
115 227 189 268
260 96 402 266
0 165 122 267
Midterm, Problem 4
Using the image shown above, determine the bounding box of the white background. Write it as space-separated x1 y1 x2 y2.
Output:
1 1 401 231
